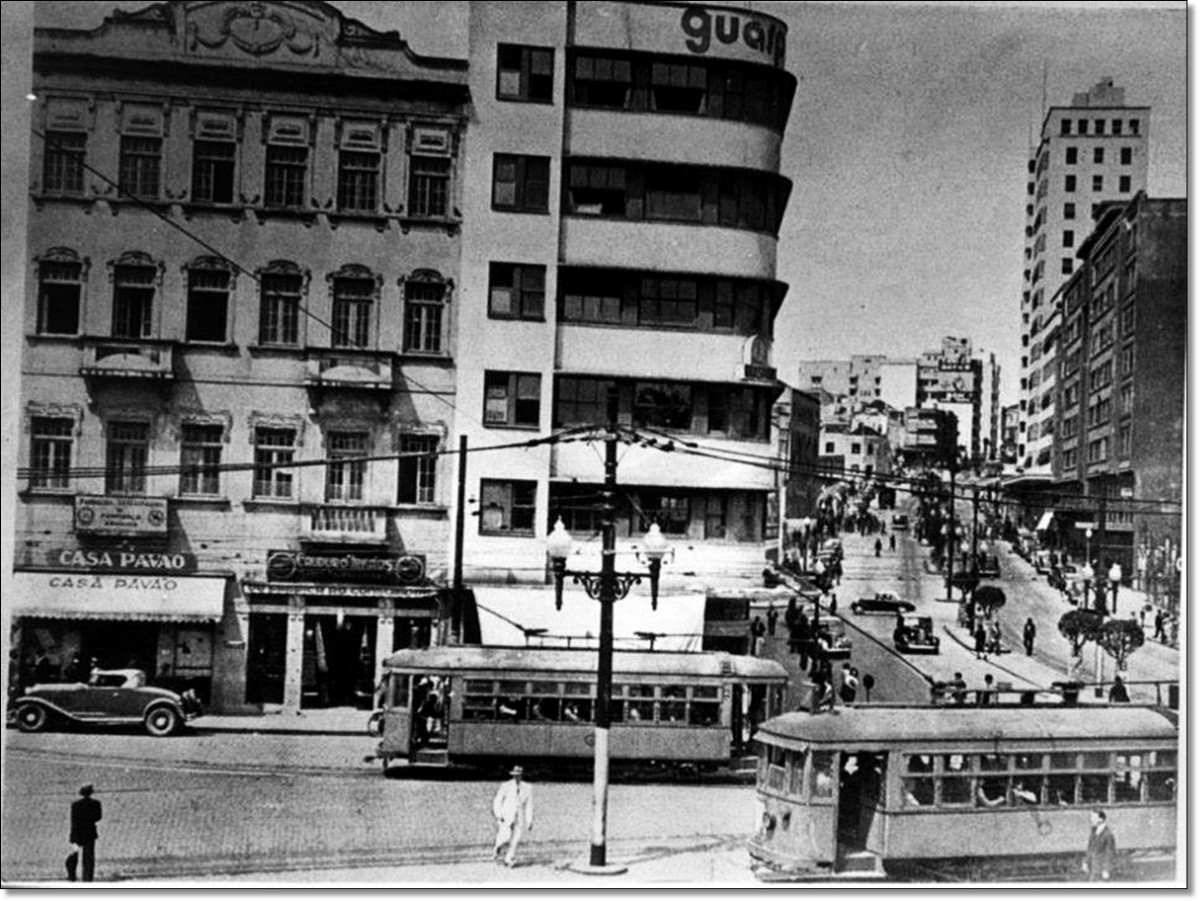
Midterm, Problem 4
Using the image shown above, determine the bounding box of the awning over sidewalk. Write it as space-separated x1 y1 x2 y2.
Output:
1036 511 1055 531
473 586 705 652
11 571 227 622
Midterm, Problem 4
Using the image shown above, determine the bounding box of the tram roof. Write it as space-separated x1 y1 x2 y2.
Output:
383 645 788 680
758 706 1177 747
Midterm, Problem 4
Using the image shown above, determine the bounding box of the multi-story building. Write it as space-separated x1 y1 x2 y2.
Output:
454 1 796 608
1000 403 1021 464
819 423 890 477
1050 193 1185 580
13 2 470 712
901 408 957 469
1017 79 1149 479
796 355 886 405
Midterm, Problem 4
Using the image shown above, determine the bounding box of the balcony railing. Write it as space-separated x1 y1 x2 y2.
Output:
80 338 174 381
304 504 388 542
305 350 395 391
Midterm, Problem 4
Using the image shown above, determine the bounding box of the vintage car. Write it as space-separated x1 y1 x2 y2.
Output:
977 555 1002 579
891 513 909 530
12 668 203 737
893 616 940 654
814 618 852 660
851 591 917 616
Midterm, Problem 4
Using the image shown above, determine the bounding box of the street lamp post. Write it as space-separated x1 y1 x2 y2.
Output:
1081 561 1095 612
1108 562 1123 616
544 389 670 875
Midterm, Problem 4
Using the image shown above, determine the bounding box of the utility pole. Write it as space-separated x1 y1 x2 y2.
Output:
971 485 980 568
451 435 468 644
945 460 957 604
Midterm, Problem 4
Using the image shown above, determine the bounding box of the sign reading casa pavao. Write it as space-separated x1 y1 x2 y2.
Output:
48 548 197 574
266 550 426 585
74 495 168 536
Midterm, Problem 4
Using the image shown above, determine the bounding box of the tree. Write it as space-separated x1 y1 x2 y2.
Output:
1097 619 1146 673
1058 609 1104 658
973 584 1006 618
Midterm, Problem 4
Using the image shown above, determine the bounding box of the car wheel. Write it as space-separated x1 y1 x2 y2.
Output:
144 705 181 737
15 703 49 733
851 605 861 614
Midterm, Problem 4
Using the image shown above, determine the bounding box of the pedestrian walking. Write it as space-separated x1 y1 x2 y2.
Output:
492 765 534 868
1082 810 1117 881
973 623 988 660
68 783 102 882
1023 617 1036 656
949 672 968 705
889 533 896 552
874 537 882 557
811 675 835 714
1153 610 1166 642
1108 675 1130 703
766 603 779 637
784 598 799 651
977 674 996 707
988 619 1002 656
795 611 811 671
750 615 766 656
839 664 859 704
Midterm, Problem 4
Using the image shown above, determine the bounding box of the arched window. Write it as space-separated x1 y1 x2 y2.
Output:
109 251 162 339
35 247 87 335
329 264 379 349
401 269 450 355
258 260 308 347
185 256 235 343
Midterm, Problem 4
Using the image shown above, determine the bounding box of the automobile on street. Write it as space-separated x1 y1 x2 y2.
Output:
851 591 917 616
11 668 203 737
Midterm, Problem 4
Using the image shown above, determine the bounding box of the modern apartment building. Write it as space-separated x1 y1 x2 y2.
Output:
1018 79 1149 477
13 2 470 712
454 1 796 601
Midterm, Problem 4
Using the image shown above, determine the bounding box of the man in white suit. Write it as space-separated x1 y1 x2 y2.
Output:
492 765 534 867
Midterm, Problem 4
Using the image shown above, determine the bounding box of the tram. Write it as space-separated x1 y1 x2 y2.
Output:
749 704 1178 881
372 646 788 775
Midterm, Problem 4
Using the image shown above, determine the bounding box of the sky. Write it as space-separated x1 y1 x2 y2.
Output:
1 1 1189 407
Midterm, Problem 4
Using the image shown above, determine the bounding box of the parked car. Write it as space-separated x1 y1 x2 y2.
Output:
977 555 1001 579
891 514 909 530
851 591 917 616
893 616 940 654
814 618 852 660
12 668 203 737
1033 551 1054 575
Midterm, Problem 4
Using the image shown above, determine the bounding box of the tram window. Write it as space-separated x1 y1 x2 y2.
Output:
1080 751 1110 770
497 696 523 721
390 674 410 708
465 680 494 693
693 685 720 699
810 751 836 800
499 680 526 695
903 778 935 807
1046 773 1076 805
976 777 1008 807
940 777 972 806
1011 777 1042 805
979 754 1009 772
1015 753 1043 770
563 682 593 697
627 699 655 723
562 700 590 722
1049 752 1076 770
788 750 808 796
462 692 496 721
1079 773 1110 804
1146 771 1176 802
530 680 559 694
1152 750 1177 768
531 697 560 721
627 684 655 698
661 700 687 723
662 685 687 699
1113 756 1144 803
942 754 970 774
766 746 787 791
905 754 934 773
689 700 720 726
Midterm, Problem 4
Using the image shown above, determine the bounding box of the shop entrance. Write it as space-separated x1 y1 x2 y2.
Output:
301 614 377 709
81 622 159 676
246 613 287 705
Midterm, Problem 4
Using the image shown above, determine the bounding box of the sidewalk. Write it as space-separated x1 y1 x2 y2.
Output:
196 706 369 736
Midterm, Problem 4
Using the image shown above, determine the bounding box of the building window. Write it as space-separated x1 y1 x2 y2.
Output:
1129 119 1140 135
1120 344 1134 375
326 431 368 502
647 168 703 222
119 136 162 199
479 479 537 534
337 151 380 212
29 417 73 489
489 263 545 320
37 256 82 335
554 377 613 427
1077 119 1088 135
1094 119 1106 135
43 131 87 195
1061 258 1073 275
1087 436 1109 464
560 270 622 324
1064 202 1076 220
253 427 296 498
633 382 692 431
650 61 707 114
1063 230 1074 248
571 55 632 109
1065 146 1077 165
1118 424 1132 458
105 421 149 495
1092 175 1104 192
403 278 446 354
639 491 690 535
492 154 550 213
112 263 156 339
566 162 627 216
191 140 236 204
259 267 303 346
408 155 450 218
185 263 230 343
824 441 834 454
264 145 308 208
1064 175 1076 192
1119 176 1131 193
1119 383 1133 414
180 423 223 497
484 371 541 428
497 44 554 102
1120 147 1132 165
1060 119 1071 135
639 277 697 326
1063 448 1077 469
1093 147 1105 164
398 434 439 505
331 275 374 349
707 386 768 440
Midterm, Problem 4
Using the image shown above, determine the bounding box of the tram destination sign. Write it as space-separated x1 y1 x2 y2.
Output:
266 550 426 585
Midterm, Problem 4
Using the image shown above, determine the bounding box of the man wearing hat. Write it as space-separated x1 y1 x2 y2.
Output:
491 765 533 868
69 784 102 882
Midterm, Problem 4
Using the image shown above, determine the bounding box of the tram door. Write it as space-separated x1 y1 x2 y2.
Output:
836 752 887 857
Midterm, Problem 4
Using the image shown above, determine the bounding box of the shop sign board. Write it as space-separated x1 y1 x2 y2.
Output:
45 548 197 573
266 550 427 585
74 495 168 536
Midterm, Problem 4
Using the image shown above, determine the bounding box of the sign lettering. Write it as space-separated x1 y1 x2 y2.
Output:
49 548 197 573
267 550 426 585
74 495 168 536
681 5 787 68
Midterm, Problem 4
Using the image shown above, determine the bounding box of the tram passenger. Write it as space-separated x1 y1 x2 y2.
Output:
977 674 996 707
1011 780 1039 805
949 672 968 705
497 697 521 721
976 780 1007 807
563 703 582 723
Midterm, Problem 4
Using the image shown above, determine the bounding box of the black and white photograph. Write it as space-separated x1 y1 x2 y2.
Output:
0 0 1186 887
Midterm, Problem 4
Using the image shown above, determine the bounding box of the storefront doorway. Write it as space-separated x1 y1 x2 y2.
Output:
246 613 287 705
301 614 377 709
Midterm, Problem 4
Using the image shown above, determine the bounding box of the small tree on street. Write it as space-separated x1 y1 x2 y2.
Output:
1058 609 1103 675
1097 619 1146 673
973 584 1006 619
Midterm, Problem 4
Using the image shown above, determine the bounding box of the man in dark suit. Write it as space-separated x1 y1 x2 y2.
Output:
69 784 102 882
1083 809 1117 881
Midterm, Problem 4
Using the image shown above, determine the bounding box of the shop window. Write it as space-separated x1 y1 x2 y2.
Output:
111 263 156 339
484 371 541 428
479 479 537 534
258 264 304 346
43 130 87 195
497 44 554 103
105 421 149 495
253 427 296 498
492 154 550 213
37 254 83 335
29 416 73 489
489 263 545 320
326 431 368 502
403 276 446 354
185 262 231 343
180 423 223 496
331 274 374 349
397 434 439 505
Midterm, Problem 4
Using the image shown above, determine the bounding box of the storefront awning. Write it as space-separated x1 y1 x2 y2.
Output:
11 571 227 622
473 586 705 652
1036 511 1055 531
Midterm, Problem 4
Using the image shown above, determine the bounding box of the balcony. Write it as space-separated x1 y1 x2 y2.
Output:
80 338 174 381
303 505 389 543
305 349 396 392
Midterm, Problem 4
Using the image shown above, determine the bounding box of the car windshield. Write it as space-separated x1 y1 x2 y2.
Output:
89 670 145 688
